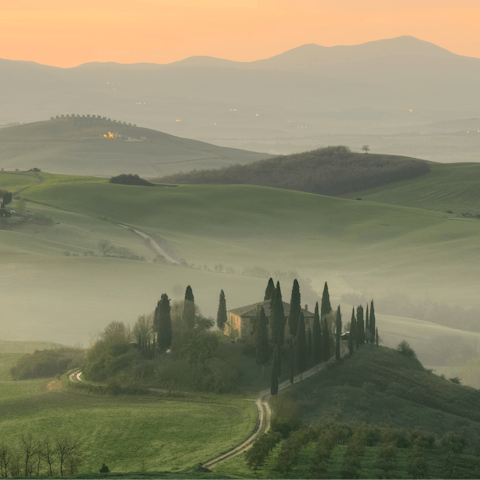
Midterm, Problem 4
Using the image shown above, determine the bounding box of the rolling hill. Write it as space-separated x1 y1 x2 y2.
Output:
0 116 271 177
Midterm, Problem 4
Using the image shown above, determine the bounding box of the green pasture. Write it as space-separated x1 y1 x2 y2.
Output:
345 161 480 215
0 391 257 474
0 171 40 192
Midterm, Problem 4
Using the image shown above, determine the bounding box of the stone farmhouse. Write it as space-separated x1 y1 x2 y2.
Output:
225 300 315 340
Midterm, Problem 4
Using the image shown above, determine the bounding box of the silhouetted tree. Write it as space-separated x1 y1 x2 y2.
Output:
312 302 322 371
289 339 294 384
216 290 227 331
256 307 270 378
288 279 301 337
362 145 370 154
356 305 365 345
365 304 370 343
370 300 376 342
350 307 356 354
307 327 312 367
264 278 275 302
1 191 12 208
182 285 195 328
295 313 307 380
335 306 342 360
321 282 332 318
322 319 330 362
271 282 285 376
375 327 379 346
156 294 172 352
271 347 279 395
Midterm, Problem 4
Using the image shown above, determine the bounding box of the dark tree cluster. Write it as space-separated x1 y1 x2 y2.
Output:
109 174 154 186
155 146 430 197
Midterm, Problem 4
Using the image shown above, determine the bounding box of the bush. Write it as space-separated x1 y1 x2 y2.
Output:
245 431 281 470
396 340 417 359
269 396 302 438
109 173 154 186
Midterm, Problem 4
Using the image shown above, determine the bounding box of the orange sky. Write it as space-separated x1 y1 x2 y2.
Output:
1 0 479 67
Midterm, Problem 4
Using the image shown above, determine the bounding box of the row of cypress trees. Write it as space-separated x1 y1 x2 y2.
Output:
348 301 379 355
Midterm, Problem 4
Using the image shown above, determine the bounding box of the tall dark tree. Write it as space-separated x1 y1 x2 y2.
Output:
321 282 332 318
370 300 376 342
264 278 275 301
289 339 294 384
350 307 356 353
156 294 172 352
271 346 279 396
288 279 301 337
307 327 312 367
270 282 285 376
255 307 270 378
1 191 12 208
375 327 379 346
312 302 322 371
322 319 330 362
216 289 227 331
335 305 342 360
356 305 365 345
182 285 195 328
365 304 370 343
295 312 307 380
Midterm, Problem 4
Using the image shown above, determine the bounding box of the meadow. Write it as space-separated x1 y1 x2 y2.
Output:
0 342 257 475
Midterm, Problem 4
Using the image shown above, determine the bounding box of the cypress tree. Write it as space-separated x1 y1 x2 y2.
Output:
288 279 301 337
307 327 312 368
289 339 294 384
375 327 379 346
335 305 342 360
255 307 270 378
182 285 195 328
322 319 330 362
321 282 332 318
370 300 376 342
295 312 307 380
351 307 357 352
270 282 285 376
156 294 172 353
271 346 279 396
264 278 275 301
312 302 322 372
365 304 370 344
216 289 227 331
356 305 365 345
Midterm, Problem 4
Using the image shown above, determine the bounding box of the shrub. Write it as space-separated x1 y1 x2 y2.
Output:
245 431 281 470
396 340 417 359
269 396 302 438
109 173 154 186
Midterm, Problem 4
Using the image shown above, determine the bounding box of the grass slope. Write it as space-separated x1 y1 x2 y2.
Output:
344 161 480 215
0 117 271 177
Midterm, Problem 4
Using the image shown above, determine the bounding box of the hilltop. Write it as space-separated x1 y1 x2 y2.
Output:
153 146 430 196
0 116 271 177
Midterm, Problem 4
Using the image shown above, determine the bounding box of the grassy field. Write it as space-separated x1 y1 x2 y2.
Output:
344 161 480 215
0 171 41 192
0 342 257 475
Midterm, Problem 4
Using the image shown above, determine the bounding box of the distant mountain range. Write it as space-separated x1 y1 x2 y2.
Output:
1 36 480 156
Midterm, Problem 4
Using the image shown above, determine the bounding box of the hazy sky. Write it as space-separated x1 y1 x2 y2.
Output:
2 0 479 67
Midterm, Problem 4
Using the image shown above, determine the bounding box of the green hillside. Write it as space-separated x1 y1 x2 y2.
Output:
344 161 480 215
0 116 271 177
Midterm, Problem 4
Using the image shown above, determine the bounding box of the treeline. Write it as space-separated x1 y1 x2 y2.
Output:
83 287 237 393
154 146 430 196
0 433 82 478
10 348 86 380
246 420 471 479
109 174 154 187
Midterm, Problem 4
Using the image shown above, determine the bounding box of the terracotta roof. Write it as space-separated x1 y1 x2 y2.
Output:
230 301 314 318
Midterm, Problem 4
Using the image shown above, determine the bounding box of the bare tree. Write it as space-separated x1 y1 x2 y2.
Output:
41 438 57 477
362 145 370 154
20 433 36 477
98 239 116 256
0 443 11 478
54 435 82 477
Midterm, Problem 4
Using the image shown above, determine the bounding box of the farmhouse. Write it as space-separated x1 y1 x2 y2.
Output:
225 300 315 339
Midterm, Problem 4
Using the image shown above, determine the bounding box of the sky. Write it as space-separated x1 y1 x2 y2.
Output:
1 0 479 67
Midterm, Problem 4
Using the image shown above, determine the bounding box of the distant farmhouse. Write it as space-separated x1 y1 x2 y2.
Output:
225 301 314 339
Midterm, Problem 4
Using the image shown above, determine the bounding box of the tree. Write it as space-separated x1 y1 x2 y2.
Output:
54 435 81 477
356 305 365 345
264 278 275 302
349 307 356 354
288 279 301 337
295 313 307 380
41 437 57 477
335 306 342 360
255 307 270 378
375 327 379 346
1 191 12 208
370 300 376 343
271 347 279 395
182 285 195 328
216 290 227 331
321 282 332 318
98 239 115 256
362 145 370 154
322 318 330 362
155 294 172 352
312 302 322 371
307 327 312 367
289 339 294 384
365 304 370 343
133 314 153 354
